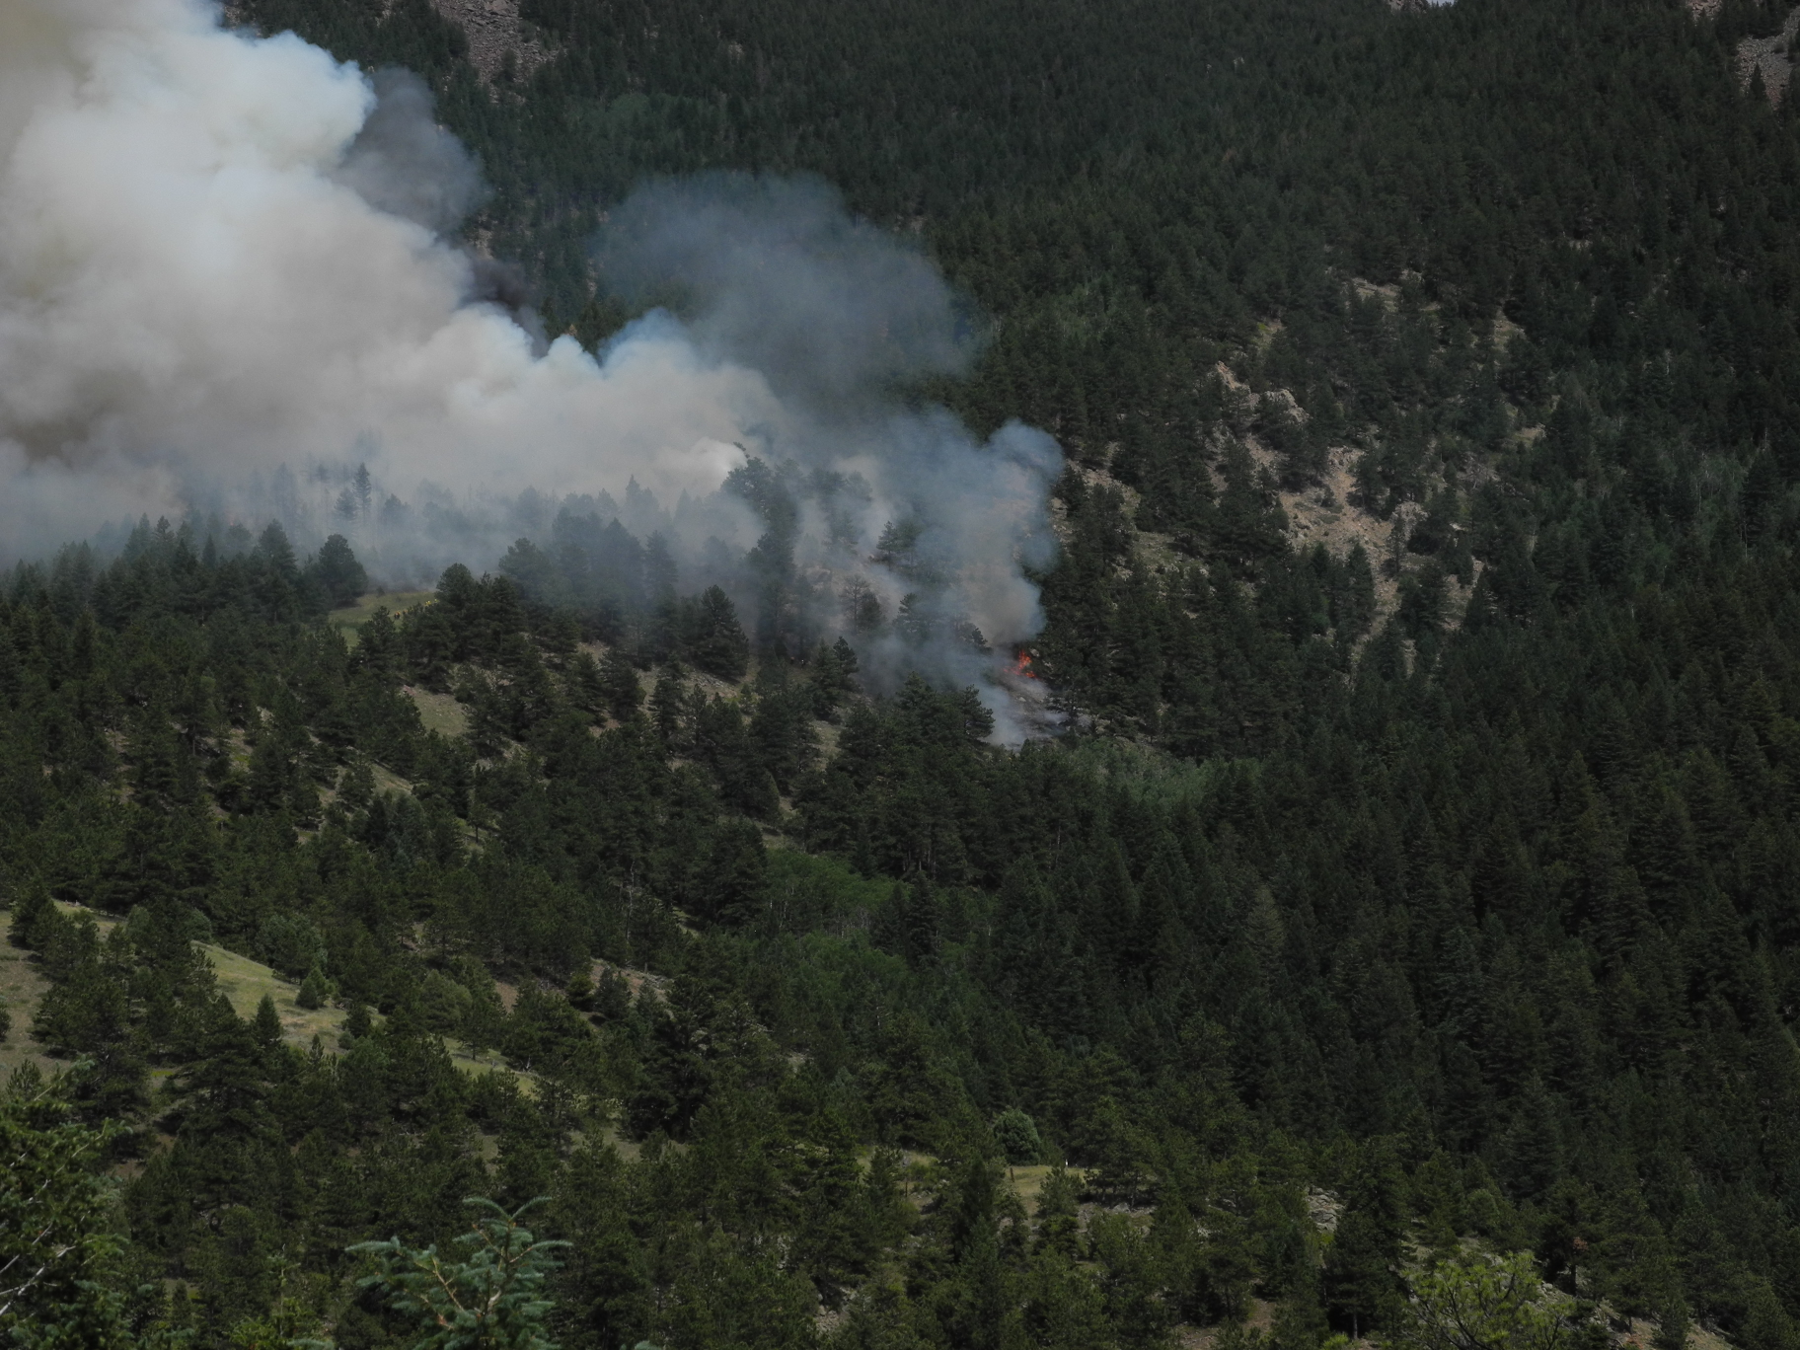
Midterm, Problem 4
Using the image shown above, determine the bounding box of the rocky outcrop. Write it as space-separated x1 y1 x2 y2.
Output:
428 0 553 89
1737 10 1799 108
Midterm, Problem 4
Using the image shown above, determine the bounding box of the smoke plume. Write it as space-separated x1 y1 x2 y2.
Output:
0 0 1063 739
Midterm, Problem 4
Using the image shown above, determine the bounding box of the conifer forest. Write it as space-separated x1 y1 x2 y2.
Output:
6 0 1800 1348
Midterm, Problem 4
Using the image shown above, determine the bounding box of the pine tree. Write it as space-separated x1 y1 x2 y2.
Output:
0 1075 145 1348
598 649 642 722
296 966 330 1011
350 1197 569 1350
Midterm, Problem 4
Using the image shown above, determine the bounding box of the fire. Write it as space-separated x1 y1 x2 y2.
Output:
1012 649 1040 680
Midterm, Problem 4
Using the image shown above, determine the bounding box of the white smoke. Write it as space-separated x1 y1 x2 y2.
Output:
0 0 1063 740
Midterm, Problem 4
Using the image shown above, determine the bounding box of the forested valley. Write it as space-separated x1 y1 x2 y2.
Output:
7 0 1800 1348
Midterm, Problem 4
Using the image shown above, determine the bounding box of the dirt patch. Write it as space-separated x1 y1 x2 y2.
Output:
1054 443 1422 630
1274 446 1404 621
1204 364 1414 617
1349 277 1402 305
603 645 745 704
1684 1322 1736 1350
1266 444 1483 637
576 643 752 739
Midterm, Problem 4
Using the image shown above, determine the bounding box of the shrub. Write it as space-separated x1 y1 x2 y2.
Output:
993 1107 1043 1165
297 965 331 1011
257 914 326 979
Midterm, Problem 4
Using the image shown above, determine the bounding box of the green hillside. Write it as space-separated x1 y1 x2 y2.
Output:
7 0 1800 1347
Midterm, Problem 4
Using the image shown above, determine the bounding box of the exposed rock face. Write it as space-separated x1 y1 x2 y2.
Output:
1737 9 1800 107
429 0 553 89
221 1 553 92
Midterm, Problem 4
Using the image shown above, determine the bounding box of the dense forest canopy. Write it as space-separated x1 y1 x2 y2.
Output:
6 0 1800 1348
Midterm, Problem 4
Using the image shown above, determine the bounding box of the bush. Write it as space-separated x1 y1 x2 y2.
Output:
297 965 331 1010
257 914 327 979
993 1107 1042 1165
7 882 54 950
419 971 473 1033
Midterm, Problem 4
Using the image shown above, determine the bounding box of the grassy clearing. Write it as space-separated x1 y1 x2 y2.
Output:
588 1123 642 1161
1004 1163 1063 1213
52 899 120 931
370 762 414 796
203 952 549 1087
2 904 124 1079
405 687 469 738
206 944 347 1047
8 905 566 1101
446 1040 512 1073
0 923 60 1081
38 901 347 1052
327 591 436 648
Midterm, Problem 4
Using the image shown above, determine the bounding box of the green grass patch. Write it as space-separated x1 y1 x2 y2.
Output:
406 687 469 738
206 944 348 1047
327 591 436 648
370 762 414 796
0 922 60 1081
42 901 347 1051
1003 1163 1085 1214
25 905 559 1086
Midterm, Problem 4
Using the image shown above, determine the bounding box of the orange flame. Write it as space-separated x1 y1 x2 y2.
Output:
1012 650 1040 680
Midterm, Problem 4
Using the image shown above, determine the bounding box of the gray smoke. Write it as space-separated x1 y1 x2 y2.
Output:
0 0 1063 740
331 69 482 235
598 176 973 409
590 175 1062 726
